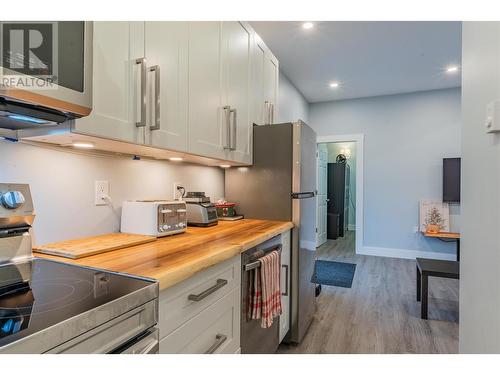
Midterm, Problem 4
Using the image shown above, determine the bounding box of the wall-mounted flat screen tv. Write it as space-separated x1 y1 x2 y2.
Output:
443 157 461 203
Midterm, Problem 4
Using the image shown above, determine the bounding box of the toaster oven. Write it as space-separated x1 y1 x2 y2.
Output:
121 201 187 237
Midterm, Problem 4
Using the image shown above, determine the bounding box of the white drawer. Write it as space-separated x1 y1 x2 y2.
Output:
47 300 157 354
159 255 241 338
159 287 240 354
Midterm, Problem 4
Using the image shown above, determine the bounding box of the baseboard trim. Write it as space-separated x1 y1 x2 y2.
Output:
358 246 456 260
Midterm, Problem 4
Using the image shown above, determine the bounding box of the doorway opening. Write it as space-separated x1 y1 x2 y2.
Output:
316 134 364 254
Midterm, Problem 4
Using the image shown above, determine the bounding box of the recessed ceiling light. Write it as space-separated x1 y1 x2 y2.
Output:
446 66 459 73
302 22 314 30
219 164 231 169
329 82 340 88
72 141 94 149
169 157 183 161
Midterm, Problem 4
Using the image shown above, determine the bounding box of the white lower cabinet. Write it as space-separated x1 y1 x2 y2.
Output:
279 230 291 343
158 255 241 354
159 287 240 354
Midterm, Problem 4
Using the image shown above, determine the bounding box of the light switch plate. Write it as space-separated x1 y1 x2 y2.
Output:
486 100 500 133
95 180 109 206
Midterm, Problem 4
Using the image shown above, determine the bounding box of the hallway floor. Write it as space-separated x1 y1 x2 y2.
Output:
278 231 459 354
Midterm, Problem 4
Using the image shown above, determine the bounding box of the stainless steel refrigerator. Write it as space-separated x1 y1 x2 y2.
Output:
225 120 317 344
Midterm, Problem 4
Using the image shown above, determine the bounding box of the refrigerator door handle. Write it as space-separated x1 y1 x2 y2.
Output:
291 192 316 199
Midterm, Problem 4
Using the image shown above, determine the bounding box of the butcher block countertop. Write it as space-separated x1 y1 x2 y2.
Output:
36 219 293 290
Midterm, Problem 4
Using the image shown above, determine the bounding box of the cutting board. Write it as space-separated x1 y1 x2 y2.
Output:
33 233 157 259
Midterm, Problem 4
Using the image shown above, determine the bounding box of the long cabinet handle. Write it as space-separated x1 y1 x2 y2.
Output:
264 101 270 125
230 108 237 150
204 334 228 354
135 58 147 127
223 106 231 150
270 103 274 124
149 65 161 131
282 264 289 296
188 279 228 302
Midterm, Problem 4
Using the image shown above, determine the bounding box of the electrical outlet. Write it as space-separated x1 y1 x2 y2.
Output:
173 182 182 200
95 180 109 206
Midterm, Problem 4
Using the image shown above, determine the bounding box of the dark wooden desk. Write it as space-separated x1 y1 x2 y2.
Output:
423 232 461 261
416 257 460 319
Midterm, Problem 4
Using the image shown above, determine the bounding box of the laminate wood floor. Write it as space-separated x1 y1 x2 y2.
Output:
278 231 459 354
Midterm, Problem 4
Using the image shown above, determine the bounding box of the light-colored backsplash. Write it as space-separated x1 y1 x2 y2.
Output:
0 140 224 245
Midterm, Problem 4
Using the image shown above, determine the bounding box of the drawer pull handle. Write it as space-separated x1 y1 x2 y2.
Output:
282 264 289 296
188 279 228 302
204 334 227 354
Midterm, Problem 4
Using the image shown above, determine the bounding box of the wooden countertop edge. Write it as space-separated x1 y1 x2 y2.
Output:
36 220 294 291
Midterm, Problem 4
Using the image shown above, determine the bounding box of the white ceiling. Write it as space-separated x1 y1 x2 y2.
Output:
251 21 462 103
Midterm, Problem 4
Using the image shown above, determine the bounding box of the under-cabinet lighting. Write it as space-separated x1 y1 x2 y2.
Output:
446 66 459 73
329 82 340 88
302 22 314 30
8 114 50 124
169 157 183 161
219 165 231 169
72 142 94 149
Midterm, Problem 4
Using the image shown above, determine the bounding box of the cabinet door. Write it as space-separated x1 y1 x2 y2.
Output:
188 22 226 159
145 22 189 152
222 21 252 164
264 50 279 124
252 35 279 126
252 35 266 126
74 22 145 143
159 287 240 354
280 230 291 343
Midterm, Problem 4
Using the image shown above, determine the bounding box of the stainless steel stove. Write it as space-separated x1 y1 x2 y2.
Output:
0 184 159 354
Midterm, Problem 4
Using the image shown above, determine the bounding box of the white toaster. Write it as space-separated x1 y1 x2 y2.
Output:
121 200 187 237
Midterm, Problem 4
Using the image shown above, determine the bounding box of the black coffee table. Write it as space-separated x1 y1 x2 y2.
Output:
416 258 460 319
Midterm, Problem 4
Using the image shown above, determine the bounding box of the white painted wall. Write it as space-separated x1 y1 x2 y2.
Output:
460 22 500 353
277 71 309 123
326 142 356 228
310 88 461 258
0 141 224 245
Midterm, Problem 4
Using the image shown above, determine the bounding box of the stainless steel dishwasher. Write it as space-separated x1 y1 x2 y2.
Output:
240 234 282 354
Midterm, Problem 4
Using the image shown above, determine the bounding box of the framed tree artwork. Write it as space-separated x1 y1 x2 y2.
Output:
419 200 450 233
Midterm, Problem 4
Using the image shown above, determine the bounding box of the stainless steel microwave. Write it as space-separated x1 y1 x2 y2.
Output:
0 21 93 129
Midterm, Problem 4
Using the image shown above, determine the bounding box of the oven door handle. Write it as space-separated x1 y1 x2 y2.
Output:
113 328 159 354
244 244 282 271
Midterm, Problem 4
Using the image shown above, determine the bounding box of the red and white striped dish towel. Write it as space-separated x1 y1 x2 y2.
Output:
248 250 282 328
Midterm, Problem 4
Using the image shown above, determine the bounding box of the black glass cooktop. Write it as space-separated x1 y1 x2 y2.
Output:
0 258 154 348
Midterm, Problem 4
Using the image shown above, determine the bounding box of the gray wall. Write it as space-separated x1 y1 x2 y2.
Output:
460 22 500 353
277 71 309 123
310 88 461 258
0 141 224 245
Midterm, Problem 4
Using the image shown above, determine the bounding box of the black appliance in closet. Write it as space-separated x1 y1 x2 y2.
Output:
327 163 350 239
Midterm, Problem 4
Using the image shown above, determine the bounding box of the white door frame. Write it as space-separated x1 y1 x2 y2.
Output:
317 134 364 255
316 145 328 247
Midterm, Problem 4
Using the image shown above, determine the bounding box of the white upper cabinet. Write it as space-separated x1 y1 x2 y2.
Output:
75 22 146 144
221 22 252 164
252 35 279 126
264 51 279 124
74 22 278 165
188 22 225 160
145 22 189 152
252 35 266 126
